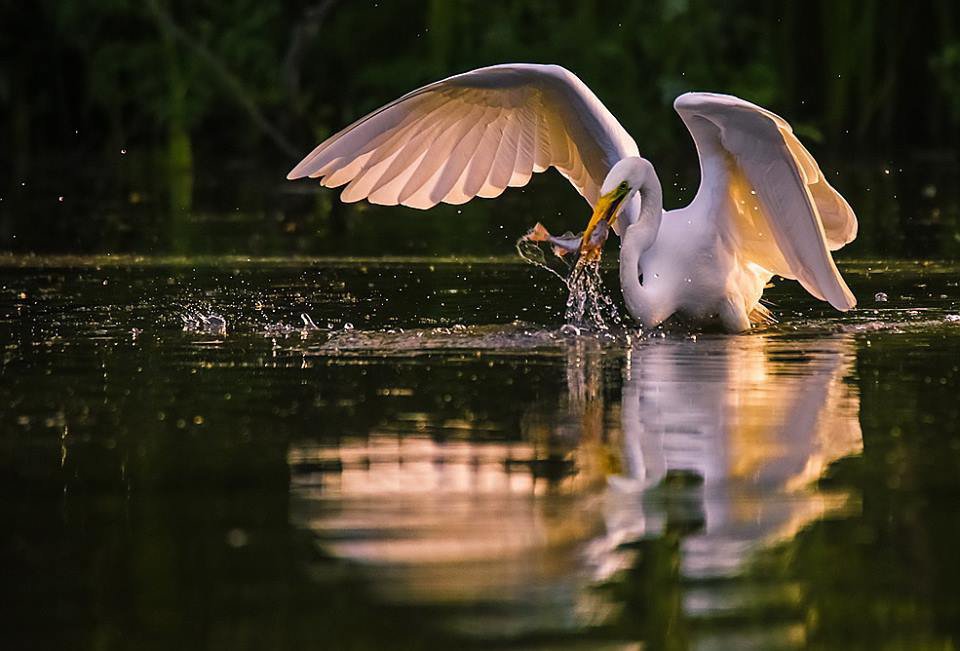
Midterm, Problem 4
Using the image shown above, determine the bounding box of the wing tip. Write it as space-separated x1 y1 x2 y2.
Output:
837 294 857 311
828 282 857 311
832 300 856 312
287 159 312 180
674 91 742 112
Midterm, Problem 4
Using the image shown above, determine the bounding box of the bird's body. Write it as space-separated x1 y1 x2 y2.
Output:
633 175 788 331
639 203 771 331
288 64 857 332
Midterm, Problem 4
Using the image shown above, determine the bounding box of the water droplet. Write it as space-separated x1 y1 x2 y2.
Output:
874 292 888 302
225 528 249 548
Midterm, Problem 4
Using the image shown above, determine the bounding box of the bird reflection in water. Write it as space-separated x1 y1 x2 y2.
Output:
289 334 862 642
599 336 862 583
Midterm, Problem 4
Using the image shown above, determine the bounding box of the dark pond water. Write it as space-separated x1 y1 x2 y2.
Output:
2 256 960 650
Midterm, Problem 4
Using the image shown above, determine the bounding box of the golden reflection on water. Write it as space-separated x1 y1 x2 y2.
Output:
600 335 862 587
289 333 862 637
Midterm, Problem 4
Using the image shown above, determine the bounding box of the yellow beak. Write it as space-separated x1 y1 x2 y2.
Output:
581 185 629 255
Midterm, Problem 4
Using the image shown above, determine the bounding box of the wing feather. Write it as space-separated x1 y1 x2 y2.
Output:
461 108 505 198
533 97 553 172
779 130 857 250
288 64 639 210
308 94 443 181
365 122 446 204
510 107 537 188
394 102 487 206
478 114 522 199
432 107 497 204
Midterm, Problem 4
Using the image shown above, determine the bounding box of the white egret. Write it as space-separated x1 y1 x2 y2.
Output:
287 64 857 332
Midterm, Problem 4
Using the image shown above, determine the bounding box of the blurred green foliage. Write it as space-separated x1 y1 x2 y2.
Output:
1 0 959 256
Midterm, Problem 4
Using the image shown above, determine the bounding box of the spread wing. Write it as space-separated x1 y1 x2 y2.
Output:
675 92 858 310
287 64 639 209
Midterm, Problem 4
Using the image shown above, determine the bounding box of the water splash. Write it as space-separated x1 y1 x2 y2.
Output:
517 234 623 333
564 257 623 332
261 313 325 338
301 313 320 330
515 234 570 284
180 307 227 336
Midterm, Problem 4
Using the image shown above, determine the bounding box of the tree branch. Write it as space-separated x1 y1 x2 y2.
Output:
145 0 300 157
283 0 339 110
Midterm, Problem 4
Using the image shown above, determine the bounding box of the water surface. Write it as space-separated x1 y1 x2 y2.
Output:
2 256 959 649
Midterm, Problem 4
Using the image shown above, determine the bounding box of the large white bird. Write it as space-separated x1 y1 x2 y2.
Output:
287 64 857 332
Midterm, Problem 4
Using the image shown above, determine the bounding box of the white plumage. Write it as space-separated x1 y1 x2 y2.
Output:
287 64 638 207
288 64 857 331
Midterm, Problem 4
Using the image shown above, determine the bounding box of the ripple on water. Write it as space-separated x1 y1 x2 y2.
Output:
317 323 619 356
172 304 960 356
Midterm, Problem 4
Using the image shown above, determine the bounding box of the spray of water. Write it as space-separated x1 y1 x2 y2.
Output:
515 235 569 284
564 256 623 332
516 235 623 333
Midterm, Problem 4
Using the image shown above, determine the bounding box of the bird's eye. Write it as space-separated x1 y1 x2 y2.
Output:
619 181 628 191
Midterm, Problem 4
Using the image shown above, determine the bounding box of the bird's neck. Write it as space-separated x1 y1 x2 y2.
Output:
619 163 664 328
634 173 664 251
622 163 663 264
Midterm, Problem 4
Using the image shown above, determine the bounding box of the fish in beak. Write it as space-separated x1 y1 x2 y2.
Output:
523 183 630 261
524 223 583 257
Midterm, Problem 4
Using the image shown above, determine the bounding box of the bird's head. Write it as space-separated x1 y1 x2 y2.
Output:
580 157 650 258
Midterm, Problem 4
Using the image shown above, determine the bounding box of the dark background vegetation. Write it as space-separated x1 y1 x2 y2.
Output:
2 0 959 257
